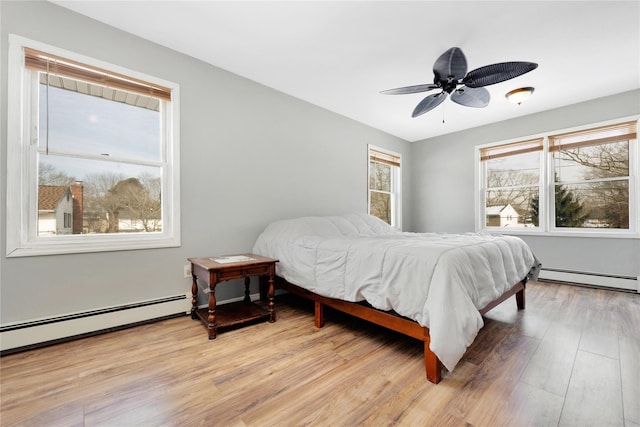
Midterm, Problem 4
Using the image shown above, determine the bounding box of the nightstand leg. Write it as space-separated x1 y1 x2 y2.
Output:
268 273 276 322
207 284 217 340
259 275 267 301
244 276 251 304
190 269 198 320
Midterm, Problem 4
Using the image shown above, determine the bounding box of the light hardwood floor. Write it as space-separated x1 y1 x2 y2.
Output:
1 281 638 427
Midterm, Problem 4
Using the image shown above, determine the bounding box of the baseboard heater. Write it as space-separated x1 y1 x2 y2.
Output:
538 268 639 292
0 293 192 355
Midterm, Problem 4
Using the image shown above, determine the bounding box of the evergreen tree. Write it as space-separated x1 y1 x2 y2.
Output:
555 184 590 227
530 195 540 226
530 182 590 227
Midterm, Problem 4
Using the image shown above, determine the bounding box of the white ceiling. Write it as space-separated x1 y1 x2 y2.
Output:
52 1 640 143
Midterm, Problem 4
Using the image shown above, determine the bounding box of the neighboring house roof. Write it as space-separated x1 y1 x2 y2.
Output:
486 205 519 216
38 185 71 211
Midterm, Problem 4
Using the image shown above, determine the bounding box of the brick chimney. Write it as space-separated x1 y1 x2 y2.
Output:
71 181 83 234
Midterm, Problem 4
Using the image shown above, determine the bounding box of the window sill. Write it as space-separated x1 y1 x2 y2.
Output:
6 234 181 257
480 228 640 239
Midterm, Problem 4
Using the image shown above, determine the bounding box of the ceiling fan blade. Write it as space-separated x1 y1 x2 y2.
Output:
412 92 447 117
463 61 538 88
380 84 439 95
450 86 490 108
433 47 467 83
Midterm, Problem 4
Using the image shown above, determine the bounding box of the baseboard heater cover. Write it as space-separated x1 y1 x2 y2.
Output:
538 268 639 292
0 293 192 354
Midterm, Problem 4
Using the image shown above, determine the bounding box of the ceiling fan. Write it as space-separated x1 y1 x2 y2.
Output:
381 47 538 117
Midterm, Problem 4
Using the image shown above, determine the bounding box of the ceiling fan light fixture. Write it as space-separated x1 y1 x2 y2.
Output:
381 48 538 117
506 87 534 105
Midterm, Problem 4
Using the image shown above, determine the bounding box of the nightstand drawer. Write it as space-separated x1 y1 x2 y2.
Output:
217 265 271 281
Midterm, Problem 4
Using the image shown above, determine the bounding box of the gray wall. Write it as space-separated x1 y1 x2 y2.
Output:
0 2 411 323
2 1 637 329
410 90 640 279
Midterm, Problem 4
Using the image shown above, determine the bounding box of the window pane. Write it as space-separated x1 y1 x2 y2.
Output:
39 82 161 161
485 186 539 227
38 155 162 235
370 191 391 224
554 141 629 182
486 151 540 188
369 161 391 192
555 181 629 229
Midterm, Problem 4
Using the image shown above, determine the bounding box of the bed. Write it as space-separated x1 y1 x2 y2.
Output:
252 213 540 383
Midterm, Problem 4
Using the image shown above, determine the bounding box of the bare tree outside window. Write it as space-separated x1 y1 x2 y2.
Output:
554 140 629 229
483 148 540 227
38 163 75 186
38 166 162 235
368 146 401 227
369 161 392 224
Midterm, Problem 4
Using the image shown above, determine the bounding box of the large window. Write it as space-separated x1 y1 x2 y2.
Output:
6 35 180 256
368 145 401 228
477 119 638 235
550 122 634 230
481 138 543 228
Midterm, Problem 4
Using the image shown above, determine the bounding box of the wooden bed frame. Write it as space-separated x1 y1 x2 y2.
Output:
273 276 526 384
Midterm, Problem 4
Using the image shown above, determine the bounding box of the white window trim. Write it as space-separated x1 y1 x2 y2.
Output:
475 116 639 239
6 34 181 257
367 144 402 230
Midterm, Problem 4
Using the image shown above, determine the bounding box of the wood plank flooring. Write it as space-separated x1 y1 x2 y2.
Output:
1 280 638 426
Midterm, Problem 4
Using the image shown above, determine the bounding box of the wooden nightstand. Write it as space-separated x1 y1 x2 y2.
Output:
188 254 278 339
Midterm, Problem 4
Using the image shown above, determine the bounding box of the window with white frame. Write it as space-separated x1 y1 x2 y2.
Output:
368 145 401 228
6 35 180 257
480 138 543 228
549 122 635 230
477 119 638 235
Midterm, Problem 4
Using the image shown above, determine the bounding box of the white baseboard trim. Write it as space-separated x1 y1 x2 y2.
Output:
538 268 639 292
1 289 287 354
0 293 192 353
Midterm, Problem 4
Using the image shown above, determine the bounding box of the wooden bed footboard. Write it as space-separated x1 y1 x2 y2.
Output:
274 276 526 384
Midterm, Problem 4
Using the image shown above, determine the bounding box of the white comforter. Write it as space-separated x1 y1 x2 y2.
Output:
253 213 539 371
